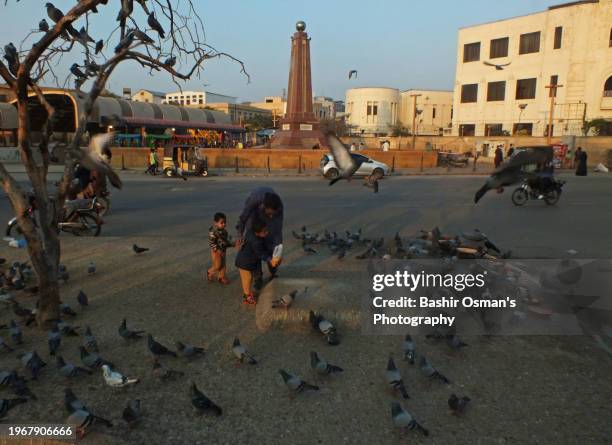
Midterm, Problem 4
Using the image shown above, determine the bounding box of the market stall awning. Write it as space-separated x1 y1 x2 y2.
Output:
121 116 246 133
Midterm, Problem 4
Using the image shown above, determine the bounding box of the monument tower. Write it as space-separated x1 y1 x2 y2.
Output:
272 21 328 149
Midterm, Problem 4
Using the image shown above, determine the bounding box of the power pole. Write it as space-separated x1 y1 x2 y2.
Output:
410 93 422 149
545 83 563 144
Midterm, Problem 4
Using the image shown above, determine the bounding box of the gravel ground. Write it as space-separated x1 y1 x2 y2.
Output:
0 234 610 445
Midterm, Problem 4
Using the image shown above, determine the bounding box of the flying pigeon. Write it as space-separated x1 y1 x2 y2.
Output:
119 318 145 340
147 12 165 38
190 382 222 416
386 357 409 399
327 134 365 187
133 244 149 254
175 341 205 359
79 133 122 189
419 355 450 384
483 60 511 70
391 402 429 436
57 356 93 378
402 335 416 364
231 337 257 365
102 364 139 387
309 310 340 345
279 369 319 394
448 394 471 415
122 399 142 426
310 351 343 375
147 334 177 358
348 70 358 79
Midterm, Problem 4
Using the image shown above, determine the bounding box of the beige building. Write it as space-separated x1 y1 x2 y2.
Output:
163 91 237 107
399 90 454 135
345 87 400 135
205 103 271 125
131 89 166 104
247 96 287 126
452 0 612 137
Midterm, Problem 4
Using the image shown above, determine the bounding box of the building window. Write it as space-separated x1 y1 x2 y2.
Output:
516 78 537 100
463 42 481 62
554 26 562 49
549 75 559 97
487 81 506 101
609 28 612 47
450 107 453 119
460 84 478 103
432 107 436 119
519 31 540 54
458 124 475 136
604 76 612 97
485 123 504 136
544 124 554 137
186 100 190 105
199 99 203 104
513 123 533 135
490 37 509 58
373 102 378 116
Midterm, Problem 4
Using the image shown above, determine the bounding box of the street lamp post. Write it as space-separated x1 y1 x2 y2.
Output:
410 93 422 149
545 83 563 144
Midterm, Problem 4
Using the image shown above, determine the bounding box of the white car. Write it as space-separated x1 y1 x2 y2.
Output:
320 153 390 179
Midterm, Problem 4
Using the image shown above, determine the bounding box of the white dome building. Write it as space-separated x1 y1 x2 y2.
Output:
345 87 400 136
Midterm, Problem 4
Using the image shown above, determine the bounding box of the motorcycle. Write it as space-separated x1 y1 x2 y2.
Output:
6 193 103 238
511 178 566 206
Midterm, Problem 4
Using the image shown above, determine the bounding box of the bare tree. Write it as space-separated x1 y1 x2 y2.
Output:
0 0 248 328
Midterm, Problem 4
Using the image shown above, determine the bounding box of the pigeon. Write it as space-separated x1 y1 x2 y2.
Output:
0 337 14 353
279 369 319 394
80 133 122 189
5 372 35 400
402 335 416 364
83 59 100 77
152 358 184 380
483 60 511 70
1 44 17 75
133 244 149 254
0 397 27 419
70 63 87 79
122 399 142 426
60 303 77 317
310 351 343 375
57 356 93 378
114 31 135 53
271 289 300 309
231 337 257 365
57 321 79 337
391 402 429 436
147 334 177 358
116 0 134 23
175 341 205 359
77 290 88 307
45 3 78 38
419 355 450 384
64 388 88 413
39 19 49 32
386 357 409 399
94 39 104 54
9 320 22 345
131 28 155 45
79 346 114 369
163 55 176 67
87 262 96 275
309 310 340 345
0 371 17 387
446 334 468 350
74 27 95 45
119 318 145 340
190 382 222 416
364 169 383 193
302 243 317 254
327 134 365 186
348 69 358 79
83 326 98 352
18 351 46 379
66 409 112 439
58 264 69 282
48 325 62 355
102 364 139 387
448 394 471 414
147 12 165 38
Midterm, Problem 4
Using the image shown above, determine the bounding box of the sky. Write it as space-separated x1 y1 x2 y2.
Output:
1 0 556 102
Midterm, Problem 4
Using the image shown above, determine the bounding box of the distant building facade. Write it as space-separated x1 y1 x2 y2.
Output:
313 96 337 120
452 0 612 137
131 89 166 104
163 91 237 107
400 90 454 135
345 87 400 135
205 103 272 125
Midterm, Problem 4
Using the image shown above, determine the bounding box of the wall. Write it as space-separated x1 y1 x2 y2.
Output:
452 0 612 137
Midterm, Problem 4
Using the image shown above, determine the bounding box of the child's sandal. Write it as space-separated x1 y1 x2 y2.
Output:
243 293 257 305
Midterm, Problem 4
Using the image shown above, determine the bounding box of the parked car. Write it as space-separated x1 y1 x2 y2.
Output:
320 153 390 179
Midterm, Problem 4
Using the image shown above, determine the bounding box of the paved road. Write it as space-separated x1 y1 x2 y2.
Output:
3 171 611 257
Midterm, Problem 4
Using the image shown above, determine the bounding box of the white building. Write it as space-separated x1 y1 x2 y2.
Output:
452 0 612 137
163 91 237 107
399 90 454 135
131 89 166 104
345 87 400 135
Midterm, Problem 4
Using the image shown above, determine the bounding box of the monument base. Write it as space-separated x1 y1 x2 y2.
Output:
271 122 328 149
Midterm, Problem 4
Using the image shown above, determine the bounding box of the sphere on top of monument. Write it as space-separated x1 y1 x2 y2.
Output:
296 21 306 31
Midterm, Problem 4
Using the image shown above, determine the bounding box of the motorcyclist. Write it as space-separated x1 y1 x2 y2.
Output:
528 161 555 199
